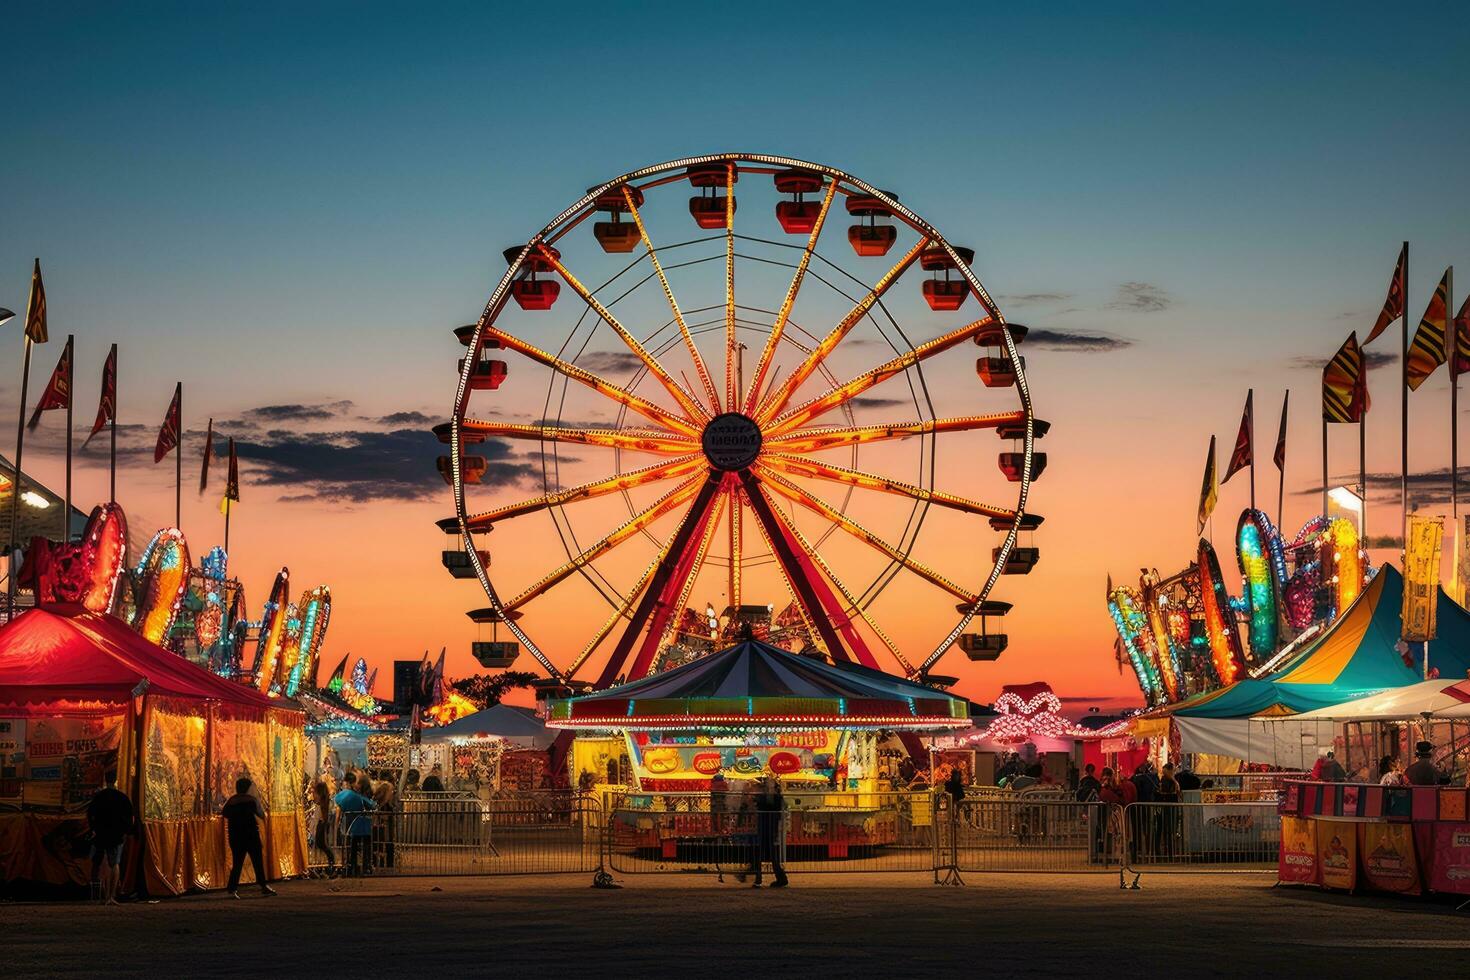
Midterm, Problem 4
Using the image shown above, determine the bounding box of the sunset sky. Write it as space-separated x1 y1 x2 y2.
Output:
3 3 1469 712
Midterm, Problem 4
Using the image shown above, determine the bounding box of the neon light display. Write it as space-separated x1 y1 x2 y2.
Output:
285 586 331 697
1107 585 1164 704
969 685 1132 743
1323 517 1365 618
131 528 191 646
1140 571 1181 701
1197 538 1246 685
253 568 290 694
1236 509 1287 660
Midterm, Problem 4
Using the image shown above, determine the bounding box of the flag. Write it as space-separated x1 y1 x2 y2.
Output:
1406 268 1450 391
1223 390 1253 484
1453 294 1470 378
1323 332 1366 423
1273 390 1289 471
154 384 180 463
1364 243 1406 345
23 258 47 344
83 344 116 447
1197 434 1218 535
199 419 214 494
25 336 72 429
219 437 240 515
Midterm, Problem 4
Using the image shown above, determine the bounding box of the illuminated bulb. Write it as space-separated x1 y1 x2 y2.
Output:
20 490 49 509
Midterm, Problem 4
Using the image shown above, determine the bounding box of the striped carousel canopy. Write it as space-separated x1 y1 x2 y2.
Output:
546 637 971 731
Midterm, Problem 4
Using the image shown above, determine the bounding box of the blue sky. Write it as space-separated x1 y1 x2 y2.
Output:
2 2 1468 702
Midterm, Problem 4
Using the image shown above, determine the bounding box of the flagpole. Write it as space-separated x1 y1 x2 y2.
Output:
1321 413 1329 518
1248 389 1256 512
1277 390 1289 530
109 344 117 505
1401 240 1410 531
63 335 73 541
174 382 182 530
7 337 34 621
1359 408 1367 542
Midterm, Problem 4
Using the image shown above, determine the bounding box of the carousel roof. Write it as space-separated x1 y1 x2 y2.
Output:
547 637 970 731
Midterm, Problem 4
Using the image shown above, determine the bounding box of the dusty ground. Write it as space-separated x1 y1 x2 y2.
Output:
4 872 1467 978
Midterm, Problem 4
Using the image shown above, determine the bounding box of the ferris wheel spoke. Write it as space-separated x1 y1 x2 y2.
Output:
742 488 827 652
463 455 704 533
762 453 1015 521
754 463 976 603
659 488 727 646
541 248 709 424
727 482 743 611
756 487 912 675
500 474 705 612
460 419 697 455
766 314 996 435
622 187 721 414
755 238 929 426
742 179 840 415
724 163 738 411
565 540 677 682
763 412 1025 455
481 325 700 437
738 470 858 663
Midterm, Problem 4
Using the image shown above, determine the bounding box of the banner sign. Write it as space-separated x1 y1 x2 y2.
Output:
1360 822 1421 894
1278 816 1319 884
1316 819 1357 891
1429 822 1470 896
1402 515 1444 643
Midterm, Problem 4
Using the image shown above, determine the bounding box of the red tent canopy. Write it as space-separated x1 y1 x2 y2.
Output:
0 604 282 716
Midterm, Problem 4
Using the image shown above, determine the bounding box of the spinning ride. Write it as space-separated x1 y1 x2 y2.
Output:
441 153 1045 690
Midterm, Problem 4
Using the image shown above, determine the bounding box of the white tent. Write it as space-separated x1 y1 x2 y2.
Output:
1174 716 1329 770
1287 678 1470 722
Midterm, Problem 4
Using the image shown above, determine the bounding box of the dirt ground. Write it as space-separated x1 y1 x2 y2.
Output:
5 872 1468 978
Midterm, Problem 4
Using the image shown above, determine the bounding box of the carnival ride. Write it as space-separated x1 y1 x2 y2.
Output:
1108 509 1369 706
439 153 1045 696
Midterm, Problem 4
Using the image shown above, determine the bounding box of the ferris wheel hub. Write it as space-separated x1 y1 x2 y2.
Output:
701 412 763 471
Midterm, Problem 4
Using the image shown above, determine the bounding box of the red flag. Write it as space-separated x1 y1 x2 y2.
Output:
199 418 214 494
1273 390 1289 471
1453 294 1470 378
154 384 181 463
1364 243 1406 345
83 344 116 447
23 258 48 344
26 335 72 429
1223 390 1253 484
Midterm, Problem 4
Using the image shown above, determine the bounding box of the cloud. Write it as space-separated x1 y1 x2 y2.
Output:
1287 350 1396 371
850 396 909 410
243 400 355 423
234 427 540 504
1000 291 1075 304
1106 282 1172 313
1297 468 1468 510
1025 329 1134 353
377 411 436 426
576 351 645 374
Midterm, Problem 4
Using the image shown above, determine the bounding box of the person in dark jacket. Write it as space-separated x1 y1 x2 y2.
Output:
1406 742 1440 785
421 764 446 793
87 769 133 905
752 775 788 888
222 777 276 898
1076 763 1102 802
1129 763 1159 861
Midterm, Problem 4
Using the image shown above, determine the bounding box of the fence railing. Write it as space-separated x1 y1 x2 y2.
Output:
300 789 1284 885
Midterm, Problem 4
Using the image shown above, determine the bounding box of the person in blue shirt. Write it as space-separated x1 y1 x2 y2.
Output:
333 781 377 876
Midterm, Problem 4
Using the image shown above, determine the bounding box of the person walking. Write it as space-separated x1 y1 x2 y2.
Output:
222 777 276 898
333 778 377 876
86 769 133 905
752 774 789 888
1406 742 1440 786
310 780 337 873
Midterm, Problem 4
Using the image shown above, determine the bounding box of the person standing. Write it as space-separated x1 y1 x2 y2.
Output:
372 779 396 870
333 778 377 876
709 770 729 835
1155 763 1182 857
421 764 445 793
752 774 789 888
310 780 336 872
1406 742 1440 786
221 777 277 898
86 770 133 905
1378 755 1407 786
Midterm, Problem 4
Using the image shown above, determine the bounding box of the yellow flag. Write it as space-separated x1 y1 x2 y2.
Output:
1196 435 1218 535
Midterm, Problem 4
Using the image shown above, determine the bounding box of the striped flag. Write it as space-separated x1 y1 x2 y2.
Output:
1323 332 1366 423
1223 390 1253 484
1455 294 1470 378
1406 268 1451 391
1273 390 1289 470
23 259 48 344
1364 243 1407 345
154 384 181 463
83 344 116 447
1197 434 1218 535
199 418 214 493
26 335 72 429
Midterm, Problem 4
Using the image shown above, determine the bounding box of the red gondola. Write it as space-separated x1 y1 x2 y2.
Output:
437 454 489 486
593 221 640 253
959 633 1008 661
511 279 559 310
998 451 1046 482
846 192 898 256
995 418 1050 440
976 356 1016 387
687 163 736 229
462 357 509 391
773 169 824 234
923 280 968 311
689 195 734 229
974 323 1028 347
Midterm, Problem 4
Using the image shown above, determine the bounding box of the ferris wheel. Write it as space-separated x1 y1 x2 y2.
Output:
437 153 1045 692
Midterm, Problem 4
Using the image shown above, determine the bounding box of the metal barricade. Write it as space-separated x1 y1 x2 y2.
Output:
327 792 603 877
1120 801 1281 886
939 796 1121 877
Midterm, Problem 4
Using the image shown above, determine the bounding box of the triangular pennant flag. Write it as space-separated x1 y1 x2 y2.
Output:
154 384 181 463
82 344 116 447
1453 294 1470 378
26 335 72 429
1323 332 1366 423
1197 435 1218 535
1406 268 1451 391
1273 390 1289 471
1223 390 1253 484
199 418 214 494
1364 243 1406 345
23 259 48 344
